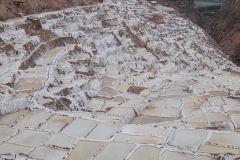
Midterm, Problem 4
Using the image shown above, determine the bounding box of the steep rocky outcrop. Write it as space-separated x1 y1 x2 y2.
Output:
204 0 240 64
156 0 205 26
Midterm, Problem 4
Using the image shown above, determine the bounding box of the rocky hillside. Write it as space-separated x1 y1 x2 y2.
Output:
0 0 98 21
155 0 205 27
204 0 240 64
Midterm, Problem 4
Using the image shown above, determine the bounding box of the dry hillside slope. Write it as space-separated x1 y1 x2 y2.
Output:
0 0 98 21
204 0 240 63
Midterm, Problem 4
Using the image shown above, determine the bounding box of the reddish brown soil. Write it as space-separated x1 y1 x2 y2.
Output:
0 0 98 21
127 86 146 94
204 0 240 64
75 68 95 76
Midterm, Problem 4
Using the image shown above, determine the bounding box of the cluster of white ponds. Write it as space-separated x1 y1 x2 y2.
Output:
0 0 240 159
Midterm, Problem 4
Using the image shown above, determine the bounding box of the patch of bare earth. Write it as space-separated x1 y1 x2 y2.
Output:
0 0 99 21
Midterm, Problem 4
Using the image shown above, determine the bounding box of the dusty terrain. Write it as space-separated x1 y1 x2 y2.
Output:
0 0 98 21
204 0 240 64
1 0 240 159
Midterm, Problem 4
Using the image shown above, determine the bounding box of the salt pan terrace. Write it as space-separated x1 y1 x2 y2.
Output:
0 0 240 159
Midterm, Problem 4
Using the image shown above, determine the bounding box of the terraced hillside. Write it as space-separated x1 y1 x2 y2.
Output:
0 0 240 159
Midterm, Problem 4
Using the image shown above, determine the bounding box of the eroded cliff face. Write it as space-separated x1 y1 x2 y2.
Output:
0 0 99 21
204 0 240 64
156 0 205 26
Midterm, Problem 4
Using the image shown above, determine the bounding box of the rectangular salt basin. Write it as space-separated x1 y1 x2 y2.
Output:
160 121 185 127
165 99 182 108
86 122 121 141
224 98 240 105
0 77 14 85
208 132 240 147
141 107 162 116
201 144 240 154
37 57 54 65
232 115 240 129
183 102 197 108
16 89 38 95
204 112 229 122
20 72 46 78
183 114 207 122
45 47 64 57
161 108 180 117
45 133 77 148
148 101 166 108
94 114 122 122
170 129 208 151
1 62 15 69
186 122 208 128
58 73 73 83
164 90 188 95
58 83 76 88
61 118 98 138
101 76 116 82
183 108 202 116
108 108 132 116
39 115 73 132
29 146 68 160
195 155 218 160
85 99 105 108
130 115 179 124
128 146 161 160
141 78 163 88
184 95 212 103
8 130 50 146
48 86 67 93
89 79 102 90
0 142 32 154
122 125 174 137
161 151 193 160
0 85 9 94
2 93 28 103
197 100 211 108
168 85 186 91
73 78 88 87
98 87 118 97
115 133 163 144
193 83 215 89
119 99 144 108
0 110 29 126
56 111 91 118
67 140 105 160
25 66 48 73
17 77 46 84
116 83 130 92
15 82 42 90
0 127 16 143
113 96 129 103
101 101 120 111
14 110 52 129
121 92 143 99
93 142 136 160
